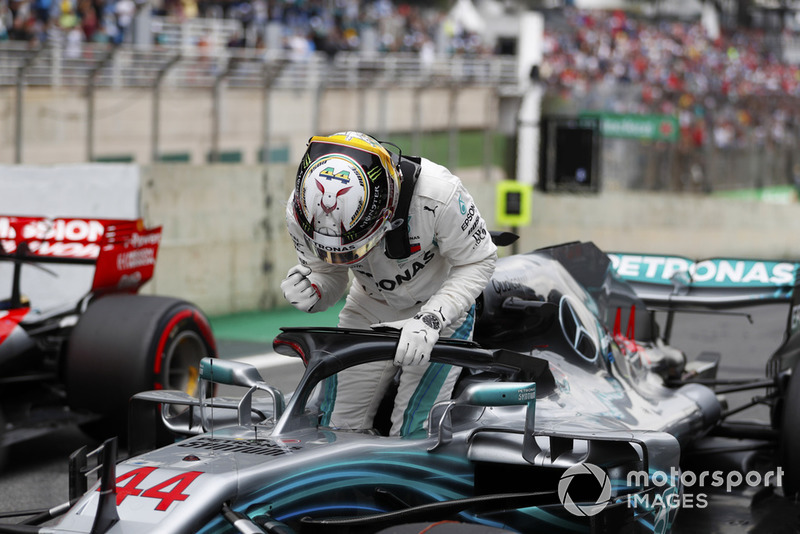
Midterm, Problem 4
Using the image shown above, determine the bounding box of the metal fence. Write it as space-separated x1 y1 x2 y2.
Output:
599 136 800 195
3 36 800 196
1 39 519 166
0 40 519 91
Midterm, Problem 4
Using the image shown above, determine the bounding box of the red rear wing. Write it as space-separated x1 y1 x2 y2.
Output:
0 216 162 294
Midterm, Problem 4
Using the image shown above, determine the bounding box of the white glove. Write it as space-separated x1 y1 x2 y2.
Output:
281 264 321 312
373 312 442 366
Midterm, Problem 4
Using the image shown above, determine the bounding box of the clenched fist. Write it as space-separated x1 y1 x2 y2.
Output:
281 264 321 312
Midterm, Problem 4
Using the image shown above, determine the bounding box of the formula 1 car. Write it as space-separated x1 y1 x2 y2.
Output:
605 249 800 496
3 239 798 533
0 215 217 467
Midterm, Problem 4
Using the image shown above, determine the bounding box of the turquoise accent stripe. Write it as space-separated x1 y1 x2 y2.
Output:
453 305 475 339
319 306 475 434
198 452 474 534
401 363 451 436
400 306 475 436
319 375 337 426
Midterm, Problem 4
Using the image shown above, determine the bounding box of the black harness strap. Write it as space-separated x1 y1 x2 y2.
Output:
384 155 421 259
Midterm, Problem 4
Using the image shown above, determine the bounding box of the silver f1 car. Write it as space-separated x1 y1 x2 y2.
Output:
3 238 799 534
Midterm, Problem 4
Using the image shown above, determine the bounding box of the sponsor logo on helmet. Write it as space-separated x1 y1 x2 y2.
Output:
367 166 383 182
316 243 359 252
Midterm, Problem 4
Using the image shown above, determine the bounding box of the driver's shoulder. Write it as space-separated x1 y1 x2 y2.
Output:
414 158 462 205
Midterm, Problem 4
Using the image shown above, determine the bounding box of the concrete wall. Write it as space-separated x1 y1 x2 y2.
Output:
138 164 296 314
0 86 494 166
138 164 800 316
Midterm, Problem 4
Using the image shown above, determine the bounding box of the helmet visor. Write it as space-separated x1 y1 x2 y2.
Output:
302 212 392 265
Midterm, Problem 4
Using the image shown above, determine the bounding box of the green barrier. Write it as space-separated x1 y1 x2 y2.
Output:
93 154 134 163
157 152 191 163
258 146 290 163
210 301 346 343
206 150 243 163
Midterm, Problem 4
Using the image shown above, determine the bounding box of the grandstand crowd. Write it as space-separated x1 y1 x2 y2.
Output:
0 0 467 54
2 0 799 185
541 8 800 165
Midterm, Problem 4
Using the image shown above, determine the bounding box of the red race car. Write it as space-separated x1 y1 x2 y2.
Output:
0 216 216 467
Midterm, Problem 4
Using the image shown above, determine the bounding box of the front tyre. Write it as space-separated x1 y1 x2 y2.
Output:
66 295 216 440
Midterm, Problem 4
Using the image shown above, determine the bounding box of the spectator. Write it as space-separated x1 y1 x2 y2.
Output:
113 0 134 44
78 0 97 41
0 2 11 40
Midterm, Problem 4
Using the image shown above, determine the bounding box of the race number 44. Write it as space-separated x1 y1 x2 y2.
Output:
100 467 203 511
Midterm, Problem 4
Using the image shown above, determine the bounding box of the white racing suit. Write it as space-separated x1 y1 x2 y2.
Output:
285 157 497 436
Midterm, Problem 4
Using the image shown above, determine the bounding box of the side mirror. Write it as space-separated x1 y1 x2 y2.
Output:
429 382 538 462
199 357 265 388
458 382 536 406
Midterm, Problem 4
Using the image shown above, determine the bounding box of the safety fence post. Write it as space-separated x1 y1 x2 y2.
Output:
483 87 497 182
14 44 47 164
261 54 288 165
86 44 119 163
151 52 182 162
448 83 459 172
210 56 235 163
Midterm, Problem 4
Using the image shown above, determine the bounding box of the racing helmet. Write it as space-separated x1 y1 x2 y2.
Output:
291 131 401 265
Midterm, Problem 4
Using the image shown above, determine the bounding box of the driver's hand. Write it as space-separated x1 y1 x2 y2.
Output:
281 264 321 312
373 312 442 366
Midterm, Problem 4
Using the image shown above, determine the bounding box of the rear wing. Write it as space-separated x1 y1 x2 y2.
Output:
608 253 799 308
0 215 162 295
608 252 800 343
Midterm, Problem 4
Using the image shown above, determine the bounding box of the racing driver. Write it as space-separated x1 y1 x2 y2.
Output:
281 131 497 437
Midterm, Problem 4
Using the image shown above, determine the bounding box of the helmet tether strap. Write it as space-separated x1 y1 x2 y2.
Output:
384 155 421 259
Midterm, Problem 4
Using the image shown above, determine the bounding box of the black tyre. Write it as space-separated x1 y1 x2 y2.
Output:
780 357 800 498
65 294 216 440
